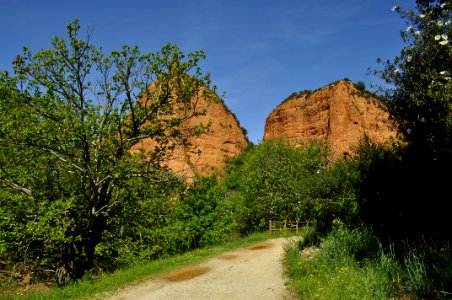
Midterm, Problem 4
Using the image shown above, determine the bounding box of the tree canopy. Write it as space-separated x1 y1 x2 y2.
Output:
0 19 215 282
359 0 452 242
378 0 452 154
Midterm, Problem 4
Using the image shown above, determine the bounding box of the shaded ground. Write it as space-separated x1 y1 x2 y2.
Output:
105 237 297 300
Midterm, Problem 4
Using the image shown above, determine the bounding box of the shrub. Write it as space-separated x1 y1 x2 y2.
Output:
319 226 379 264
222 139 360 234
223 139 330 232
173 176 238 249
354 81 366 91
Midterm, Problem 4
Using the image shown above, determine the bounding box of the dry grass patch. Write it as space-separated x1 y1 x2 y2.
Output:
163 266 210 282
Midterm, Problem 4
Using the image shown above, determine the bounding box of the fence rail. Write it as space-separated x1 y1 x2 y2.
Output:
268 220 311 235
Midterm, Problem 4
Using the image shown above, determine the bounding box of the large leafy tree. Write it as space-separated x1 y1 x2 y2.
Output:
0 19 215 282
358 1 452 241
378 0 452 154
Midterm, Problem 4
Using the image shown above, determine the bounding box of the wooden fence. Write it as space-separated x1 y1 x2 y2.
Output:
268 220 311 235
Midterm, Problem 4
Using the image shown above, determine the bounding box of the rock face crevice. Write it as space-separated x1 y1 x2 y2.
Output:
263 80 397 158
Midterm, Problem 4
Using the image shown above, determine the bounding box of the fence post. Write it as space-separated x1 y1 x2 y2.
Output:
269 220 272 236
296 219 299 234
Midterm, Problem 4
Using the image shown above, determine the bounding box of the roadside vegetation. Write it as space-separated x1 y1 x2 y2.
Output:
285 219 452 299
284 1 452 299
1 231 296 300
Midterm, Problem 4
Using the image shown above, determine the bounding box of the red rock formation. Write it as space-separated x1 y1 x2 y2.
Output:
263 80 397 158
131 86 248 181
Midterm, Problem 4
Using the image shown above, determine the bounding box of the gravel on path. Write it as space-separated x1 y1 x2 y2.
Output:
105 237 297 300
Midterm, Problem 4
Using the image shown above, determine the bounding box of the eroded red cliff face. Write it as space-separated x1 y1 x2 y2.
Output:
131 86 248 181
263 80 397 158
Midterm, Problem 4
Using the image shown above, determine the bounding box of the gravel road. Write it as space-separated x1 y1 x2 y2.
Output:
106 237 296 300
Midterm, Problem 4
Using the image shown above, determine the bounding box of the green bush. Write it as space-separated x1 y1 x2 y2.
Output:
222 139 359 234
172 176 239 249
93 175 184 267
285 223 452 299
296 224 322 248
354 81 366 91
319 226 379 264
398 240 452 298
223 139 329 232
95 176 240 267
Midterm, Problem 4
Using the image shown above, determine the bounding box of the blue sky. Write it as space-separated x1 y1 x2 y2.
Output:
0 0 413 143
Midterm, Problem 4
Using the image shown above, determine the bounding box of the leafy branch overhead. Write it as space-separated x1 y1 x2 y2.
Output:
377 1 452 153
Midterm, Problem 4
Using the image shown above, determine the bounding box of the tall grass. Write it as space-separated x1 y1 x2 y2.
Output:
285 225 452 299
285 226 404 299
402 240 452 298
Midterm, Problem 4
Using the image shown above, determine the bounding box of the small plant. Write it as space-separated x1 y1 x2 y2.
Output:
297 225 322 248
404 250 432 296
354 81 366 91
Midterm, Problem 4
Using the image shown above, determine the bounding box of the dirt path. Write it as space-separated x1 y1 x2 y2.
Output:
106 237 296 300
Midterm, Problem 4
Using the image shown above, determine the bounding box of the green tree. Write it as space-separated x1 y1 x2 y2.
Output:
171 177 237 249
377 1 452 154
0 19 215 282
354 80 366 91
359 1 452 241
223 139 357 233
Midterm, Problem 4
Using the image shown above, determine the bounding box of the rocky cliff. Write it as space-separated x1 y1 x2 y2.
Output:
131 86 248 181
263 80 397 158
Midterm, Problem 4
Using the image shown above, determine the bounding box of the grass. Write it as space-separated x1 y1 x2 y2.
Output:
284 226 405 300
1 231 297 300
285 225 452 299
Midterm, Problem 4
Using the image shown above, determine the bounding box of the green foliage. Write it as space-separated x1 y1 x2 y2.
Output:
319 226 379 264
354 80 366 91
94 175 184 267
0 19 216 283
398 240 452 297
223 140 326 232
360 4 452 294
375 246 403 297
222 139 359 234
285 224 452 299
339 3 452 295
376 1 452 153
285 226 398 299
312 158 360 232
354 135 452 243
403 250 432 296
174 177 238 248
296 225 322 248
0 232 273 299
